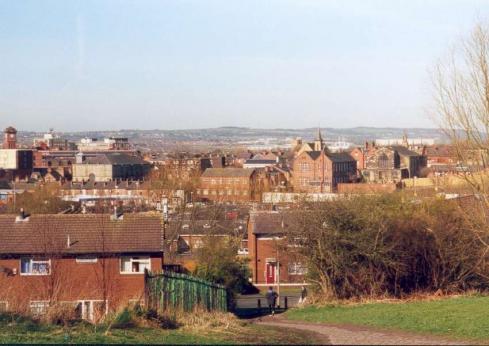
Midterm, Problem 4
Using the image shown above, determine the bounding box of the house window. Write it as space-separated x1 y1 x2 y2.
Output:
30 301 49 316
20 258 51 275
76 256 98 264
0 301 7 312
120 256 151 274
288 262 307 275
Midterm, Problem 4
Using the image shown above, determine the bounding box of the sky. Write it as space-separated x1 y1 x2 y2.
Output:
0 0 488 131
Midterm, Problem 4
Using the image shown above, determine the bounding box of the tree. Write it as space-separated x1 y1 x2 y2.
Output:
193 236 251 298
433 23 489 194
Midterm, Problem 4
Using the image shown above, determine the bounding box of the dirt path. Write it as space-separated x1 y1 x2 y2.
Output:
255 315 470 345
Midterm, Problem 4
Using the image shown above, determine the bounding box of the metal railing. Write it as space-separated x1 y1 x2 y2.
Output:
145 270 227 312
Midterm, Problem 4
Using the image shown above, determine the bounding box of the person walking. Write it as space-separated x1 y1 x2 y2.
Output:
265 286 278 315
299 285 308 304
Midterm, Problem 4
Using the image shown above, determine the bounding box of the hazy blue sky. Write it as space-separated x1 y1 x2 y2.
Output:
0 0 488 131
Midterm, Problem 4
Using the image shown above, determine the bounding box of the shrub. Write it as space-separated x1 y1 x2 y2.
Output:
43 304 79 326
110 307 136 329
288 194 489 300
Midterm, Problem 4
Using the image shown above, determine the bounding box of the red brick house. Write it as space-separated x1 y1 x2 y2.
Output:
248 211 306 286
0 213 163 321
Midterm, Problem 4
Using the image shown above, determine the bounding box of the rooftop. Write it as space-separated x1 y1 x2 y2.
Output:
0 213 163 255
201 168 255 178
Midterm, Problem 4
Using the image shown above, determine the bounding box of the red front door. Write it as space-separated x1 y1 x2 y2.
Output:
266 263 276 284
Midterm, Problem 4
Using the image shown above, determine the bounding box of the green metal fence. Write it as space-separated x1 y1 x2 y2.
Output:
145 271 228 312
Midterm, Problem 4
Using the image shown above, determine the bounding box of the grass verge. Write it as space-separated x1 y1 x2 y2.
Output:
286 294 489 341
0 312 319 344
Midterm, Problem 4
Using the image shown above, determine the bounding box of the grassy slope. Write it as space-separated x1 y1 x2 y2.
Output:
286 295 489 340
0 319 319 344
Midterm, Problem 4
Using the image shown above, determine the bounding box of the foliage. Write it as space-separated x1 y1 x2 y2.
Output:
289 194 489 299
193 237 252 299
3 183 73 214
286 294 489 341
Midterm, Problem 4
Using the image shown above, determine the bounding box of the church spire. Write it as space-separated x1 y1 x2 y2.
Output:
314 127 324 151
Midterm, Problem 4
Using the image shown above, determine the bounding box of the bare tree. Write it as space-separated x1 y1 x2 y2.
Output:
433 23 489 194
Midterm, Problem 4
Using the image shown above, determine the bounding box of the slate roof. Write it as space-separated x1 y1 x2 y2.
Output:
249 211 297 235
0 214 163 255
390 146 421 157
201 168 255 178
305 150 355 162
327 152 356 162
82 153 149 165
424 145 455 157
244 159 277 164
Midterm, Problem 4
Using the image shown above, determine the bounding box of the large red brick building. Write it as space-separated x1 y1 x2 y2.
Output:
293 150 357 193
0 213 163 321
196 168 261 202
292 129 357 193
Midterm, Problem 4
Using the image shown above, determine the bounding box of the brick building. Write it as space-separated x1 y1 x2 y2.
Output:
0 213 163 321
248 211 306 285
292 129 357 193
196 168 261 202
72 153 150 182
292 150 357 193
361 145 427 183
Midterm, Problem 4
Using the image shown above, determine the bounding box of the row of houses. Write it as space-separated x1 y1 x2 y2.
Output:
0 208 304 320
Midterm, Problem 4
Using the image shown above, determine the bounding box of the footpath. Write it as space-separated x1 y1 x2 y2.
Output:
255 315 470 345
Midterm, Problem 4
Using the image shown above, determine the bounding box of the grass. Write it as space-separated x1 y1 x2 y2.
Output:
286 294 489 341
0 312 320 344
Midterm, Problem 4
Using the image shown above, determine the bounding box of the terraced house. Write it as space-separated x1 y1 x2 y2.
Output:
0 212 163 322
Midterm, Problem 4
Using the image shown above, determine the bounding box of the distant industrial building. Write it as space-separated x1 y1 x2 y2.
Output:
72 152 150 182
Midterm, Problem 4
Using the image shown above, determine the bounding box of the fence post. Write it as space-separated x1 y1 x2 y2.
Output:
258 298 261 310
284 296 288 310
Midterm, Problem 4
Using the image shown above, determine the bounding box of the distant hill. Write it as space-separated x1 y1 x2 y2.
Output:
16 126 448 149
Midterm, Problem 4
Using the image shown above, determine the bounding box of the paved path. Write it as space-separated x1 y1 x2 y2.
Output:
256 316 470 345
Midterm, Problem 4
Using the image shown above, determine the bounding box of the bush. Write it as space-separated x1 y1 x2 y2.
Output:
193 237 253 303
111 307 136 329
289 194 489 300
44 304 80 326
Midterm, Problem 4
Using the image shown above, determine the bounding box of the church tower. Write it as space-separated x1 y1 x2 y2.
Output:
314 127 324 151
3 126 17 149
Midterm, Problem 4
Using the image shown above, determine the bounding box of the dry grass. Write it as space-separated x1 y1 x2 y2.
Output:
177 308 244 331
305 289 483 308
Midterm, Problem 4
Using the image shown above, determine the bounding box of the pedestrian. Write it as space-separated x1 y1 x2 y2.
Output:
265 286 278 315
299 285 308 304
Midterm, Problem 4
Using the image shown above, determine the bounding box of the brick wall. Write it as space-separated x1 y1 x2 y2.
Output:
0 254 162 314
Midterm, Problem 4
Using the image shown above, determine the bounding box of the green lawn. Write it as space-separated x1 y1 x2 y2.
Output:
0 316 319 344
286 295 489 340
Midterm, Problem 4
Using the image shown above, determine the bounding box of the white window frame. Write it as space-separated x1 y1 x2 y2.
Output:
288 262 307 275
76 256 98 264
120 256 151 274
30 301 49 316
20 257 51 276
0 301 8 312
